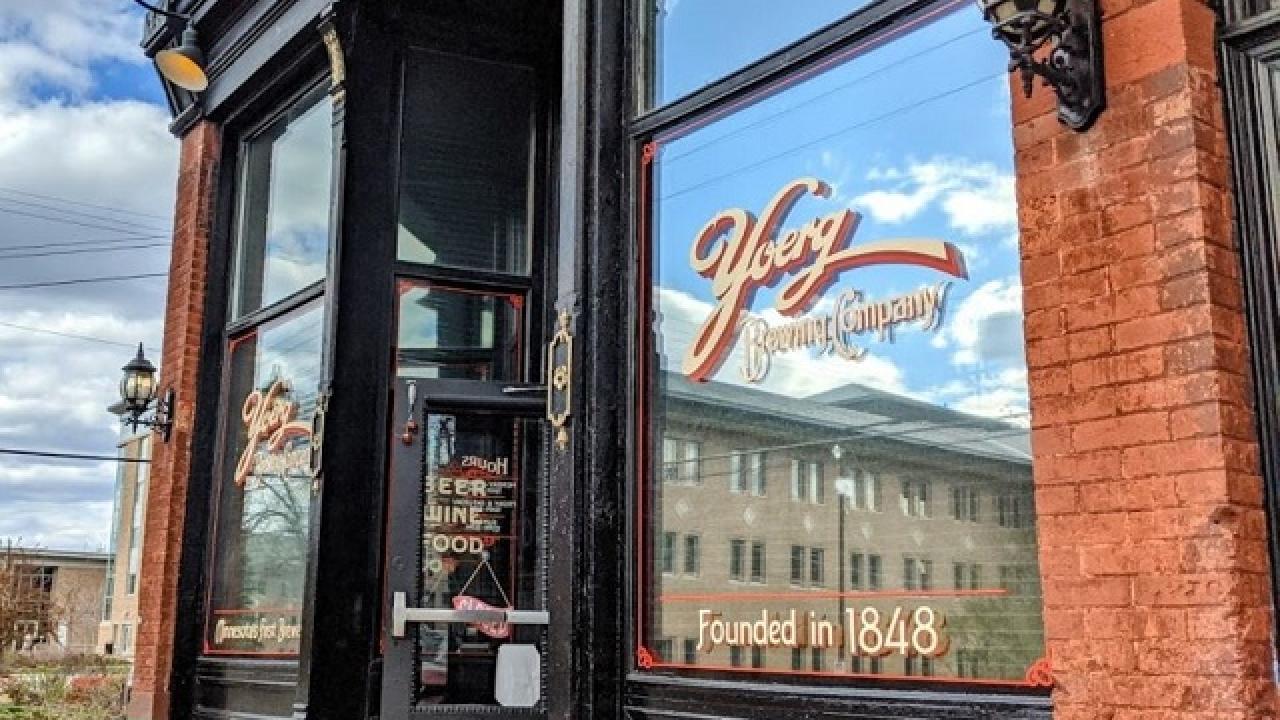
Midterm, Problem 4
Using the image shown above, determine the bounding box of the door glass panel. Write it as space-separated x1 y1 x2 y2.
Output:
415 412 543 707
396 281 524 381
397 49 535 274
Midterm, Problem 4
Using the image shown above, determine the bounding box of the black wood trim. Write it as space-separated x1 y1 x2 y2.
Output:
1221 5 1280 657
224 280 326 338
628 0 959 138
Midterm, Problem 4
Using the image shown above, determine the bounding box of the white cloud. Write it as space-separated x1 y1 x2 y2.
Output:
936 277 1024 367
853 157 1018 238
0 2 177 550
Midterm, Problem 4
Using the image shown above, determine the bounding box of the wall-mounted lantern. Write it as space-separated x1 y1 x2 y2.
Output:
134 0 209 92
119 344 174 442
978 0 1105 130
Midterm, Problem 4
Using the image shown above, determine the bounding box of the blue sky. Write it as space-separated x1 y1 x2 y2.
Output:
0 1 177 550
650 3 1029 421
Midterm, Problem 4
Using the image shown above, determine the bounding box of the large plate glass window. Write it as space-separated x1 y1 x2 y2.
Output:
638 0 873 109
206 85 333 656
638 4 1047 688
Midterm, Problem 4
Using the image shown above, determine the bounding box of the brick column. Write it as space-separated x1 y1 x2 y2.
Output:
1014 0 1277 716
128 120 219 720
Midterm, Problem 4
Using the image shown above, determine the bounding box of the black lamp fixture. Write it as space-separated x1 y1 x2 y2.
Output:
134 1 209 93
119 343 174 442
978 0 1105 130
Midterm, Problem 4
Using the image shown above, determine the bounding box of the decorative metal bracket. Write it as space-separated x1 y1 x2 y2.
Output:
309 385 331 493
987 0 1105 131
546 310 573 452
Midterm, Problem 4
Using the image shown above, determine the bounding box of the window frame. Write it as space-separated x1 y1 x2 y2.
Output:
626 0 1051 713
201 76 336 660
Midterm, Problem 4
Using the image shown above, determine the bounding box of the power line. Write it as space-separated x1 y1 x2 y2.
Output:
0 320 157 351
660 71 1004 202
0 447 150 463
0 241 171 261
0 272 167 290
0 203 168 237
0 186 171 222
0 195 169 234
0 234 169 253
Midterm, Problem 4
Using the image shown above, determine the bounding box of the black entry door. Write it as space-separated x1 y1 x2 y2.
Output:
382 377 549 718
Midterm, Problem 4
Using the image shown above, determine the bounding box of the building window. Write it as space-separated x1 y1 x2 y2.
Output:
683 534 701 576
852 469 881 511
751 646 765 668
750 541 766 583
729 451 745 493
951 485 980 522
811 647 824 672
657 637 674 662
729 538 746 581
790 648 803 671
954 562 981 591
660 532 676 574
868 554 883 591
901 480 930 518
729 646 744 668
206 82 332 656
789 545 805 586
684 638 698 665
640 0 1046 686
998 493 1030 528
663 438 701 484
748 451 766 496
809 548 825 587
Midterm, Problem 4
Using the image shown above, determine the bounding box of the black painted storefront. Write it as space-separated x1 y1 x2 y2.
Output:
141 1 1056 719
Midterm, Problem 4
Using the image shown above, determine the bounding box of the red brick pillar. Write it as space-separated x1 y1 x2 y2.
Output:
128 120 219 720
1015 0 1277 716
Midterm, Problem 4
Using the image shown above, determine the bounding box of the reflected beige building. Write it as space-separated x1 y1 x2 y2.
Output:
6 548 109 655
98 420 152 658
651 373 1043 681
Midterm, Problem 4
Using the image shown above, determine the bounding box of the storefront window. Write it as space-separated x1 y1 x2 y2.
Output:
206 302 324 655
640 5 1045 686
639 0 871 109
397 49 534 274
231 88 333 317
207 83 334 656
396 282 523 381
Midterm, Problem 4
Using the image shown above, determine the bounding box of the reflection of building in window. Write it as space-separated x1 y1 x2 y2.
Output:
851 470 880 511
809 548 825 587
729 646 744 667
750 541 766 583
657 637 674 662
904 655 934 676
953 562 981 591
789 546 804 586
650 373 1043 680
790 648 802 671
663 437 702 485
683 535 700 575
751 646 765 668
683 637 697 664
951 485 980 522
660 532 676 574
900 480 930 517
997 493 1031 528
729 538 745 581
903 556 933 591
790 460 824 504
748 452 766 496
810 647 824 671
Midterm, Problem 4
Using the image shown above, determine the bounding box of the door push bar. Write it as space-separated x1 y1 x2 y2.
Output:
391 592 550 638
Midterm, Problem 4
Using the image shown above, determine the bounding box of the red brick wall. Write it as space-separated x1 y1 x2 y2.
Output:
128 120 219 720
1014 0 1278 716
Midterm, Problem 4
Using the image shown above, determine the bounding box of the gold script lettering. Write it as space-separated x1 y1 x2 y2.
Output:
234 379 313 487
683 177 968 382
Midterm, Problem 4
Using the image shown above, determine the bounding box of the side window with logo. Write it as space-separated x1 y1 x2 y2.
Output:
205 84 333 656
639 5 1045 687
